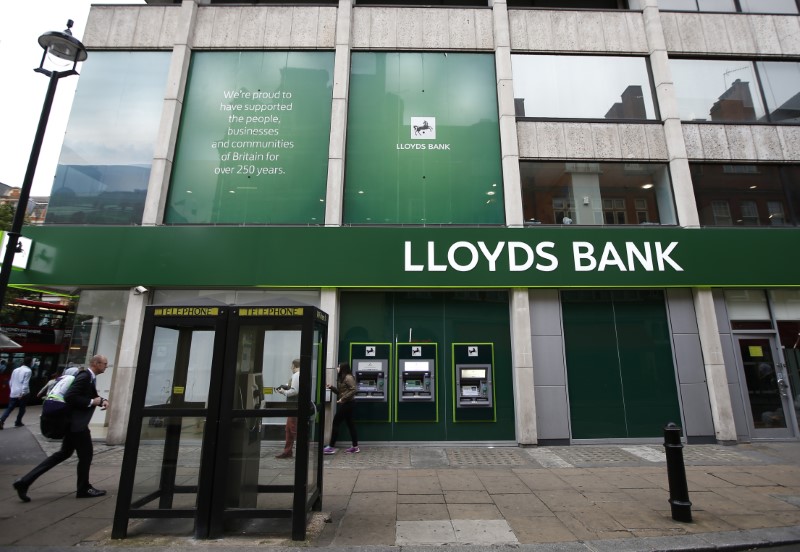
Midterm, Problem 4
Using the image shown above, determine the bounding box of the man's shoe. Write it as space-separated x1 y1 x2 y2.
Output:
275 452 293 459
0 420 4 429
13 480 30 502
76 487 106 498
14 422 24 427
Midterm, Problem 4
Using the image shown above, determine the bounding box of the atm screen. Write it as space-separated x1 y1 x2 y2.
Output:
404 361 431 372
405 379 424 390
357 361 382 371
462 385 480 396
461 368 486 379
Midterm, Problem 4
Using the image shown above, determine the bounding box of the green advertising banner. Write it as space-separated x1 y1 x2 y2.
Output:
165 52 334 224
15 226 800 289
344 52 504 225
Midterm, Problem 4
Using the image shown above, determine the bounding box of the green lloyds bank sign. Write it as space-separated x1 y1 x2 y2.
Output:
12 226 800 289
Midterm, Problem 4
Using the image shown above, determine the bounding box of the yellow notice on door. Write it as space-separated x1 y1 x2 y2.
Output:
749 345 764 357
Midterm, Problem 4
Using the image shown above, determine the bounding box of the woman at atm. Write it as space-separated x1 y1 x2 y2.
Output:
324 362 359 454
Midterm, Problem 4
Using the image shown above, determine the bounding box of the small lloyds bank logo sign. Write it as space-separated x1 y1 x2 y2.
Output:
411 116 436 139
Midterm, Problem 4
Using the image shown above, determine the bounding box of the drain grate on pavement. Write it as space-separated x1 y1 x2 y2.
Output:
446 448 530 466
325 446 410 469
549 446 644 467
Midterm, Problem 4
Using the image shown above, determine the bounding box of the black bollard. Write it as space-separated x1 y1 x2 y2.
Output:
663 422 692 522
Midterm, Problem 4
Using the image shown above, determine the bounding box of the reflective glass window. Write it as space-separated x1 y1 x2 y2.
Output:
165 51 334 225
512 55 657 120
757 61 800 123
46 52 170 225
344 52 504 225
520 162 676 225
691 163 800 226
508 0 625 7
657 0 736 10
670 59 765 122
740 0 798 13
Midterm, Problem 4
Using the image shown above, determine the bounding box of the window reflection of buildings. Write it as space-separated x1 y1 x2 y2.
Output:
710 78 756 122
692 164 796 227
521 163 662 225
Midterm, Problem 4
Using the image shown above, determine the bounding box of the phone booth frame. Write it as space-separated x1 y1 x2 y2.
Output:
112 300 327 541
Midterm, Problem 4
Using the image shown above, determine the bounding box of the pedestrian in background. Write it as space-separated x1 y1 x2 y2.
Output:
275 358 300 459
323 362 359 455
0 356 33 429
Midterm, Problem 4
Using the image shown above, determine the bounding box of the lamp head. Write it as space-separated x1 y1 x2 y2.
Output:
37 20 87 74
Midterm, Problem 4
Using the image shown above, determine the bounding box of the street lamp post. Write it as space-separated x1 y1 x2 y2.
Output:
0 20 87 310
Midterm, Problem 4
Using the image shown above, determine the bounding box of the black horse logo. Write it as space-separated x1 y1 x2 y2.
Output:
413 120 433 136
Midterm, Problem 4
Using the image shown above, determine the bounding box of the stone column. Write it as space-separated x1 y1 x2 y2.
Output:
105 289 149 445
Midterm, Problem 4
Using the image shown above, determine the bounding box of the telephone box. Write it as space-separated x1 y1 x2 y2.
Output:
113 300 328 541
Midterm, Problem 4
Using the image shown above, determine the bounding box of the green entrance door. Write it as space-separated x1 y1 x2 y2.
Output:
562 290 681 439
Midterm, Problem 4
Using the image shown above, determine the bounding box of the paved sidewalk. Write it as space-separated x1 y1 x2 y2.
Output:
1 407 800 551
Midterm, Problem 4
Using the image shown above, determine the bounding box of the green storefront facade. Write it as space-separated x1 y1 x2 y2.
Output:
16 1 800 447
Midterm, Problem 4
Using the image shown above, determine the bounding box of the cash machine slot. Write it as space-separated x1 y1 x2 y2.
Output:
354 359 387 402
455 364 492 407
399 359 435 401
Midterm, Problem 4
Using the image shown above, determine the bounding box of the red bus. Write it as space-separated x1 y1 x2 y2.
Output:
0 298 74 406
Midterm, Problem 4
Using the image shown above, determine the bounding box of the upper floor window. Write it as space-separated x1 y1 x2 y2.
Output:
520 162 677 225
512 55 658 120
164 51 335 225
354 0 487 5
46 52 171 225
658 0 799 13
344 52 504 226
691 163 800 227
671 59 800 123
508 0 627 7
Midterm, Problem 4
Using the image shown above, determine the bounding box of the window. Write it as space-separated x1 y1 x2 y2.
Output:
691 163 800 226
344 52 504 225
164 52 335 225
670 59 766 122
712 200 733 225
508 0 627 7
658 0 798 12
355 0 486 4
46 52 171 225
658 0 736 10
512 55 657 120
520 162 676 225
757 62 800 123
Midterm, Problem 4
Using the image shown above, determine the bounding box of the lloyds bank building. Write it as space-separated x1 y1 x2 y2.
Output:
17 0 800 450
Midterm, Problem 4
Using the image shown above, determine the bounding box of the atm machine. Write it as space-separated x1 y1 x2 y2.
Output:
350 343 391 423
396 343 438 422
399 358 435 401
455 364 492 407
452 343 495 422
353 359 388 401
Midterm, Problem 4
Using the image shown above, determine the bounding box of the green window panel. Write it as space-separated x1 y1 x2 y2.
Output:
563 290 680 439
344 52 504 225
165 51 334 225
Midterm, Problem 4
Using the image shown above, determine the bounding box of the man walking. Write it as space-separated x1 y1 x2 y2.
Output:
12 354 110 501
0 356 33 429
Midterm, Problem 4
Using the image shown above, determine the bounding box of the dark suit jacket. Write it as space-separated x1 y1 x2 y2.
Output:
64 370 99 432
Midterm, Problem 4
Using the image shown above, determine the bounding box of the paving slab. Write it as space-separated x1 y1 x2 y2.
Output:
452 519 518 545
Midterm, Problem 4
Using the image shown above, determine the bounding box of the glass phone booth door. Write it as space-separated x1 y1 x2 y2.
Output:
113 302 327 541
